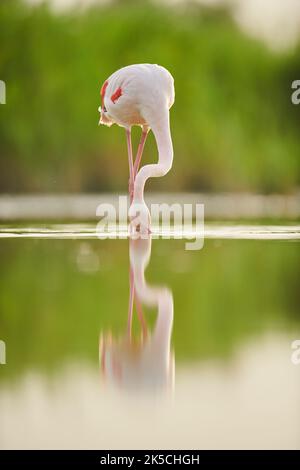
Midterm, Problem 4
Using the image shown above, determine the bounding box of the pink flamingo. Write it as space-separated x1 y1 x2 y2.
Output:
98 64 175 231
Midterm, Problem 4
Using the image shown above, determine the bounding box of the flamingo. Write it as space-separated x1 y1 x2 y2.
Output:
98 64 175 232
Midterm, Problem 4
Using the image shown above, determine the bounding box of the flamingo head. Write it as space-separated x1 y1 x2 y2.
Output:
98 105 113 127
98 79 114 127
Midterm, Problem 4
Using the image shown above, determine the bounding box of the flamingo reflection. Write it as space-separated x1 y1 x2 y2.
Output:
100 236 174 393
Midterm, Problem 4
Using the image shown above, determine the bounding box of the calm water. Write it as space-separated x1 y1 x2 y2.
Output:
0 224 299 449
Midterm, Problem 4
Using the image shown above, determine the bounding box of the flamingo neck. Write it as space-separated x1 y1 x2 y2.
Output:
133 111 173 203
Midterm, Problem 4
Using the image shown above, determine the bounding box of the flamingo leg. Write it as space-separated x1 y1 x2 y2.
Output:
126 128 134 203
127 267 134 341
128 126 150 234
133 127 149 179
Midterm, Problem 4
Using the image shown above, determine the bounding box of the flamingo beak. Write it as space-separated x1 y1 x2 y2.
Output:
98 105 113 127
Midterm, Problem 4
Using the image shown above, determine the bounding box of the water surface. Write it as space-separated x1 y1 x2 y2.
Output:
0 225 299 449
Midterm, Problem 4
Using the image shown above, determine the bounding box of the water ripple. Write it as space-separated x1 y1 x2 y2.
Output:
0 224 299 240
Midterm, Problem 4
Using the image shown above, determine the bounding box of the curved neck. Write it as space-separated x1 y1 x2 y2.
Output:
133 110 173 202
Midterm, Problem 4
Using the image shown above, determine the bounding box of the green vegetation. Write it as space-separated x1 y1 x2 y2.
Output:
0 238 299 381
0 0 299 193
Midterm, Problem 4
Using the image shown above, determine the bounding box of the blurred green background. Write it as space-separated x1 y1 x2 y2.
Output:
0 0 299 195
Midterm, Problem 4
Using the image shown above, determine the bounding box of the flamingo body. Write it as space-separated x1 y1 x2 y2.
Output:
99 64 174 129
